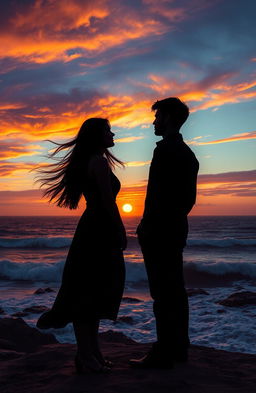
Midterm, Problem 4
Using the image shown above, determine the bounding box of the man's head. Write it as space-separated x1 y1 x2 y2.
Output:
152 97 189 136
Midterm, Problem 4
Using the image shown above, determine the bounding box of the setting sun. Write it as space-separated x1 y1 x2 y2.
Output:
122 203 133 213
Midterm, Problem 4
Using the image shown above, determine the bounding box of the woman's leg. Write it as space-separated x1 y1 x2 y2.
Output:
89 319 111 365
73 320 94 357
73 320 104 372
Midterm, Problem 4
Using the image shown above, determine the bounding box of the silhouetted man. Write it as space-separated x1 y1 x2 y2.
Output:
130 97 199 368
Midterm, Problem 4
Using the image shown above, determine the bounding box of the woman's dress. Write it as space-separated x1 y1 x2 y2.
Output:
37 170 125 328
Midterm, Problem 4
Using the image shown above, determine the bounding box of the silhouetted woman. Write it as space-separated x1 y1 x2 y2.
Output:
36 118 126 373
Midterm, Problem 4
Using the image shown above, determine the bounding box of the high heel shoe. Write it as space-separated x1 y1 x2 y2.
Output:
103 359 114 368
74 354 110 374
93 349 114 368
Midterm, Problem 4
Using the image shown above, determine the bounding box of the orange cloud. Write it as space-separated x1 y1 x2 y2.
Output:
0 71 255 150
115 136 145 143
0 91 155 143
117 170 256 216
133 73 256 112
0 189 86 215
0 103 26 110
0 170 255 216
0 162 38 177
188 131 256 145
126 161 151 167
0 141 43 160
0 0 169 64
133 73 209 100
198 183 256 197
142 0 186 22
192 194 256 216
96 95 154 128
197 170 256 184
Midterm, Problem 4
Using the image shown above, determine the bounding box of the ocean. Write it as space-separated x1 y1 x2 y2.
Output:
0 215 255 354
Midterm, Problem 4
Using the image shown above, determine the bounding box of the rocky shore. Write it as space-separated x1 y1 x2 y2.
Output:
0 317 256 393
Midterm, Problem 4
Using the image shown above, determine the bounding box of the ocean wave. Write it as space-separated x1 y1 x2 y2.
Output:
0 259 147 283
0 237 72 249
187 238 256 248
1 235 256 249
0 235 140 249
0 259 65 282
0 258 255 283
184 261 256 284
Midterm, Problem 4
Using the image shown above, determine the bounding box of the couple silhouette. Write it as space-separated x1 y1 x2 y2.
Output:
36 97 199 373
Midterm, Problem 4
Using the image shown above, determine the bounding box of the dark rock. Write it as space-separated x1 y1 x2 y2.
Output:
99 330 137 345
0 349 25 360
0 306 5 314
12 311 29 317
0 317 57 353
34 287 55 295
187 288 209 297
0 340 256 393
23 305 50 314
114 316 135 325
122 296 143 303
0 338 16 350
217 291 256 307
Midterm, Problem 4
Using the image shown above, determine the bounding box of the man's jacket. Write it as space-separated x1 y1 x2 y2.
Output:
140 133 199 246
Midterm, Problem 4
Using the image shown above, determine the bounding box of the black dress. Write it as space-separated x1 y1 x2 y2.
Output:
37 170 125 328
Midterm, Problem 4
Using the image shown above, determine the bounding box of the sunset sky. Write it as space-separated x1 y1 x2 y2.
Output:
0 0 255 216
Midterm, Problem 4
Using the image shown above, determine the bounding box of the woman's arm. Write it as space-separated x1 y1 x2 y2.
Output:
88 155 127 250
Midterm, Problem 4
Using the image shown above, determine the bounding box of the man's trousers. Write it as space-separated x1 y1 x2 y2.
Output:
138 232 190 354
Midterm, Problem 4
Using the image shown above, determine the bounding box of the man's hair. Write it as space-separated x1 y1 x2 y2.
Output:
152 97 189 127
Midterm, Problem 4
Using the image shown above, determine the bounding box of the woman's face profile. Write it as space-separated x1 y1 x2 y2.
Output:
102 123 115 148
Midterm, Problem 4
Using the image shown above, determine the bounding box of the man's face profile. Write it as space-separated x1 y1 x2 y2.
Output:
153 110 168 136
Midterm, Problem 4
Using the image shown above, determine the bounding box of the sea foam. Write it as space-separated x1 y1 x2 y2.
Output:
0 259 64 282
0 258 255 283
1 236 256 249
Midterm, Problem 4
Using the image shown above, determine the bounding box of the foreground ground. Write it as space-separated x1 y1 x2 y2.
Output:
0 318 256 393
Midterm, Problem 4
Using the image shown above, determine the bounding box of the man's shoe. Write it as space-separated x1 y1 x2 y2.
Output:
129 350 173 369
129 345 188 369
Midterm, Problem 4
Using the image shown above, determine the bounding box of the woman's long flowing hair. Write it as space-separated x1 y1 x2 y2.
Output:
35 118 124 209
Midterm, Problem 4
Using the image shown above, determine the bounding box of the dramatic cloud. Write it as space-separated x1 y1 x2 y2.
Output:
1 71 255 146
197 170 256 184
133 73 256 111
0 189 42 203
0 141 42 160
126 160 151 167
188 131 256 145
0 161 40 177
1 169 255 216
199 184 256 197
115 136 145 143
120 170 256 198
197 170 256 197
0 0 193 64
0 89 154 140
0 0 255 215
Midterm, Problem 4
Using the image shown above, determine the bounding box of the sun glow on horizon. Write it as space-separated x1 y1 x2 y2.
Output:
122 203 133 213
